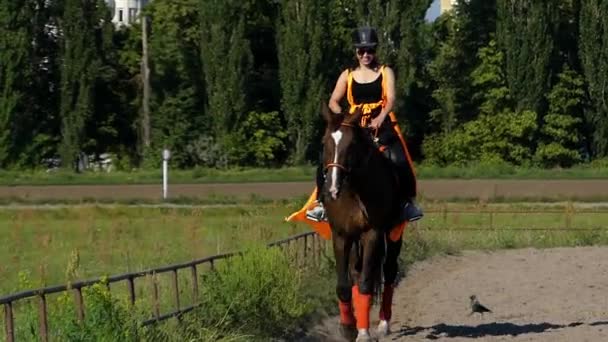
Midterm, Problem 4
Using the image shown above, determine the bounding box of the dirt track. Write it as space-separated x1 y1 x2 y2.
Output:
2 179 608 201
308 247 608 341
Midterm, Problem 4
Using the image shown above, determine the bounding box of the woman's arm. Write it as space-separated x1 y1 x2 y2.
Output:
328 70 349 114
370 66 396 129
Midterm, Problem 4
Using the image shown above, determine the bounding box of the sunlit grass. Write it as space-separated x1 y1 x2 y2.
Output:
0 202 308 294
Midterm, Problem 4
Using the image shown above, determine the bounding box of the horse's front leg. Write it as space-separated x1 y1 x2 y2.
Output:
353 228 382 342
378 234 402 337
332 233 357 339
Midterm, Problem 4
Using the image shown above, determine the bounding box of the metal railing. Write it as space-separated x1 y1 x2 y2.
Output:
1 231 326 342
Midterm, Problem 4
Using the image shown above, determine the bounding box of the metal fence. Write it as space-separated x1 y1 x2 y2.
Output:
416 206 608 231
1 231 327 342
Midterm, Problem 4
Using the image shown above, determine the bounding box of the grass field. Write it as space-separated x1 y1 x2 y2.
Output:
1 162 608 186
0 202 308 295
3 201 608 295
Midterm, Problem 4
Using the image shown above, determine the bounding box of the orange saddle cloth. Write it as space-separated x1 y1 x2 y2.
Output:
285 186 408 242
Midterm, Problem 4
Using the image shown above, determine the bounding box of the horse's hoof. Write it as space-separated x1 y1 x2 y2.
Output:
339 323 357 341
355 329 374 342
377 320 390 337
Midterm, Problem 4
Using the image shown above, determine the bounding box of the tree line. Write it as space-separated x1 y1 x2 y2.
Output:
1 0 607 170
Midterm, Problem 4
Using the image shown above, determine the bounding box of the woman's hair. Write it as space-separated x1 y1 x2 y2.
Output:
349 52 381 72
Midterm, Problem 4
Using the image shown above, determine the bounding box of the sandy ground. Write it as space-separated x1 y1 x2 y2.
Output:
306 246 608 342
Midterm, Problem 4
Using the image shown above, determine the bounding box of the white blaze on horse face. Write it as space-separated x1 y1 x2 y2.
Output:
329 130 343 199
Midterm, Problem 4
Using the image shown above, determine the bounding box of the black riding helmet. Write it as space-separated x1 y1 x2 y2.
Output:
352 26 379 48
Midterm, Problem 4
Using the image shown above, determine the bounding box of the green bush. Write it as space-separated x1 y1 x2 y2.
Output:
195 246 315 338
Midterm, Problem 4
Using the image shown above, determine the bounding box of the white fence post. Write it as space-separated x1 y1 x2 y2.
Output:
162 149 171 200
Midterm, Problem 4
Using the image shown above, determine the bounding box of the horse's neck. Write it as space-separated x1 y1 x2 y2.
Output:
350 145 395 203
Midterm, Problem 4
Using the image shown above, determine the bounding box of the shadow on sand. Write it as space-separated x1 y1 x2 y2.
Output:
395 320 608 339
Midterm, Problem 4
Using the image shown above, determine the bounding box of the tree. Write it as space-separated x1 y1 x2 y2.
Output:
579 0 608 157
424 39 537 166
145 0 206 167
497 0 558 114
277 0 329 164
58 0 114 168
200 0 253 145
534 64 585 167
0 0 34 167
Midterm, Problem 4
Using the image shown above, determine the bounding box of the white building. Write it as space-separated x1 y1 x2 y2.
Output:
440 0 457 14
106 0 150 27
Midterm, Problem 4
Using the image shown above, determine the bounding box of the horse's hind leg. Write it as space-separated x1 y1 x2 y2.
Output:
378 235 403 336
332 234 357 339
353 229 382 341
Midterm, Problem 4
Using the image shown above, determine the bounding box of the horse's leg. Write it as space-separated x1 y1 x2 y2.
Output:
333 234 356 338
378 234 402 336
353 229 382 341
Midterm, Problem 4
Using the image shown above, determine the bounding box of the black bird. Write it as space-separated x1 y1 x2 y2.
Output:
469 295 492 317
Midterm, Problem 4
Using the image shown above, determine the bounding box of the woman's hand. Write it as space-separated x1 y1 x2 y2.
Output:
369 112 387 130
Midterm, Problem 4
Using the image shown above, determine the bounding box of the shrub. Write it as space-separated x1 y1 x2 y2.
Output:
195 246 314 338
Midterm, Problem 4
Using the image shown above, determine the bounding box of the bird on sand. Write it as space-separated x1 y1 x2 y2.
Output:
469 295 492 317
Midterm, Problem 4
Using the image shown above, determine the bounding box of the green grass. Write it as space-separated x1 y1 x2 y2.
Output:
1 161 608 186
0 202 308 295
3 201 607 295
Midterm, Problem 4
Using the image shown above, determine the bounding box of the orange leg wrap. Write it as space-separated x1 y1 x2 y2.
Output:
338 300 355 326
379 284 395 321
352 285 372 329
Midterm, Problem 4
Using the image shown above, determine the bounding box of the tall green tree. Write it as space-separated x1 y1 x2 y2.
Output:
427 13 469 134
534 64 585 167
58 0 113 168
497 0 558 114
28 0 63 167
424 39 537 165
199 0 253 146
579 0 608 157
145 0 206 167
0 0 34 167
277 0 329 164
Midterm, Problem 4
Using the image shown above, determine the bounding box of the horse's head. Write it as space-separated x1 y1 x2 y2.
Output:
321 104 366 200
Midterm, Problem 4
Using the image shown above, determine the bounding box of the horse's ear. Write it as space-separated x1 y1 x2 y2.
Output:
344 107 363 126
321 102 343 128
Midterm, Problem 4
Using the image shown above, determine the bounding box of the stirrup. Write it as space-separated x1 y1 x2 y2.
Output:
306 202 327 222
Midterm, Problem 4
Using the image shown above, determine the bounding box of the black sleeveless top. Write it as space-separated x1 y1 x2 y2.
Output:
351 73 383 104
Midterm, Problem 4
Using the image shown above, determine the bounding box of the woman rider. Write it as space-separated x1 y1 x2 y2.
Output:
306 26 423 223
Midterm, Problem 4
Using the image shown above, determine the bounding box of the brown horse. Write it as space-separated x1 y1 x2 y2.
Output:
320 104 404 341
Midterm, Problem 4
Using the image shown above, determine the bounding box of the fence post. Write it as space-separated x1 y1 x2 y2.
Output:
4 302 14 342
73 287 85 322
127 277 136 307
172 270 180 311
565 203 572 229
150 274 160 320
190 265 199 303
303 234 308 260
38 295 49 342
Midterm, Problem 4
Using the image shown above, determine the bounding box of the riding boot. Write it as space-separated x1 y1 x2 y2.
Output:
388 150 423 222
401 197 423 222
306 161 328 222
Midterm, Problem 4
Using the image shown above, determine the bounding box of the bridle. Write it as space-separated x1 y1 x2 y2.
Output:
324 122 356 173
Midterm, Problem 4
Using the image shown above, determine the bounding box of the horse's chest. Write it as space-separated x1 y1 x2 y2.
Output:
325 198 370 234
